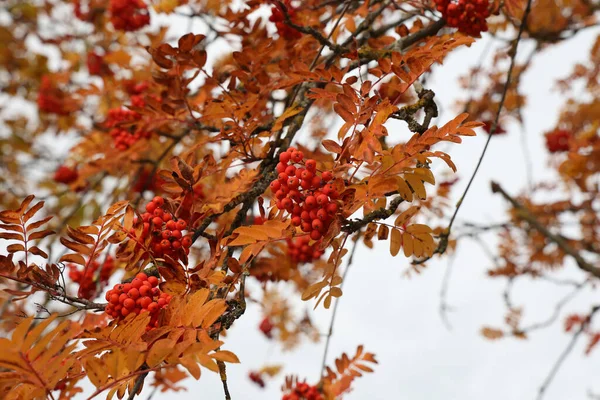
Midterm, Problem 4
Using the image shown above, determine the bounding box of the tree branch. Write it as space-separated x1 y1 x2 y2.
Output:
491 181 600 279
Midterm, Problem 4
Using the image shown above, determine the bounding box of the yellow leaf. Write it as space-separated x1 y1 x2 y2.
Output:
406 224 432 234
396 177 413 202
147 339 176 367
180 356 201 379
210 350 240 363
402 232 413 257
197 354 219 372
394 206 420 227
390 228 402 257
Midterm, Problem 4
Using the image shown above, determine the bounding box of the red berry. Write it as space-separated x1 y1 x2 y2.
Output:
123 298 135 309
305 159 317 172
152 217 164 227
305 196 317 209
139 285 151 296
131 278 143 289
321 171 333 181
292 151 303 162
279 152 291 163
310 230 322 240
176 220 187 230
140 296 152 308
166 220 177 230
145 202 157 213
182 236 192 248
136 272 148 280
312 219 324 232
285 165 296 176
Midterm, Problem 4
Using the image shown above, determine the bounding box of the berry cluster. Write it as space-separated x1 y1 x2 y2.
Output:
123 80 149 108
37 76 71 115
87 51 111 76
545 129 571 153
286 236 324 264
54 165 79 184
68 256 115 299
249 372 266 388
270 148 340 241
104 272 171 330
132 196 193 260
105 108 150 150
109 0 150 31
259 317 274 339
269 0 302 40
282 382 323 400
433 0 490 36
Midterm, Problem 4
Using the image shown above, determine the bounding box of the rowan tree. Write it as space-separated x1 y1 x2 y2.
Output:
0 0 599 399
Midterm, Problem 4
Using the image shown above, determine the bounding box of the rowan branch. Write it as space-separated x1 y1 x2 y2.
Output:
491 181 600 279
341 196 404 234
537 306 600 400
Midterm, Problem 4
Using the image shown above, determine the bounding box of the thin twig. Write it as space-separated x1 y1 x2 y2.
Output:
491 182 600 278
439 249 457 330
320 233 360 377
444 0 533 236
536 306 600 400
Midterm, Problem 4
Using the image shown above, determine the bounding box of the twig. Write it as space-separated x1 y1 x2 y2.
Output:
127 370 149 400
320 233 360 377
443 0 533 240
439 250 457 330
491 181 600 278
536 306 600 400
218 360 231 400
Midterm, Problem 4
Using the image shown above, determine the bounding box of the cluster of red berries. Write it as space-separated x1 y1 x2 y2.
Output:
545 129 571 153
249 372 266 388
132 168 161 194
433 0 490 36
105 108 150 150
123 80 150 108
286 236 324 264
282 382 323 400
269 0 302 40
109 0 150 31
270 148 340 241
37 76 71 115
259 317 274 339
131 196 193 260
104 272 171 330
53 165 79 184
68 256 115 299
87 51 111 76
